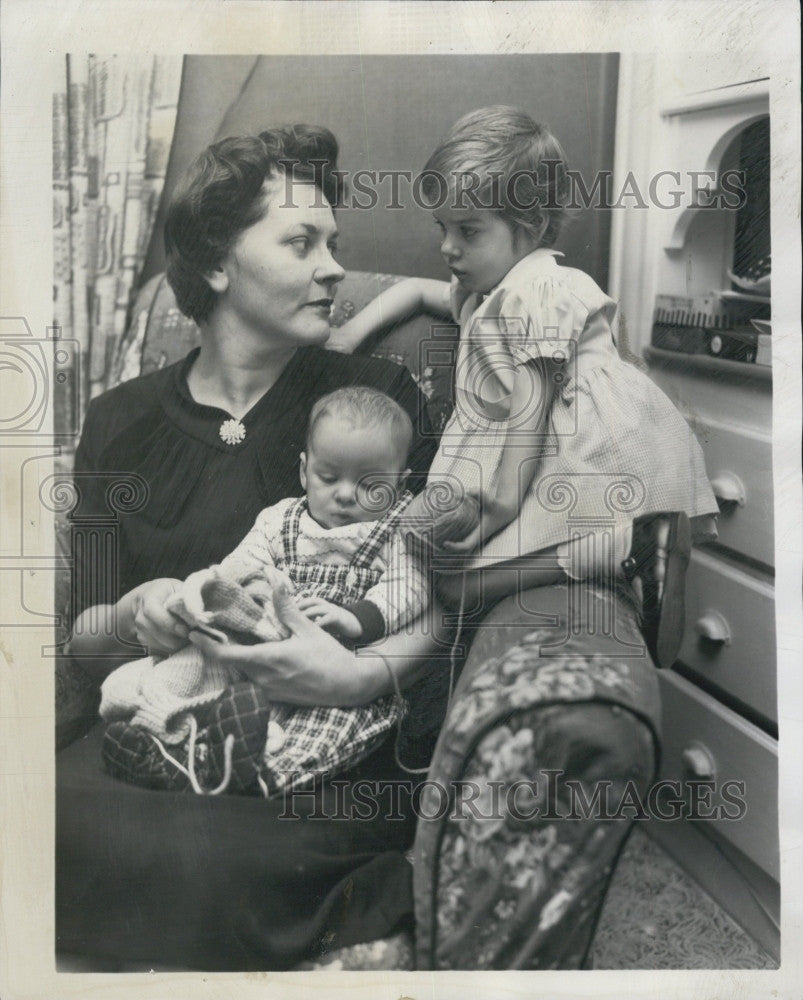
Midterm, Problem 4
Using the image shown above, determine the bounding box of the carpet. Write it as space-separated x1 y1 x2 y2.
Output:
592 827 777 969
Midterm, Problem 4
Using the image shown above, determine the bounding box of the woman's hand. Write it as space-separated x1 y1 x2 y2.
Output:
295 596 362 639
126 577 189 656
442 492 518 553
187 585 367 706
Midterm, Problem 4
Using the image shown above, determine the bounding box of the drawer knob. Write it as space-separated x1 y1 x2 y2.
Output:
681 742 717 779
711 472 746 506
695 610 732 645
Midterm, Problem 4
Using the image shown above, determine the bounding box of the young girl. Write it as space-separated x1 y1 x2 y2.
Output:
334 106 719 658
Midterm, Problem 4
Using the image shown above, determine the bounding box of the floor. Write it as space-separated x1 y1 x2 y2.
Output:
293 827 779 971
593 828 777 969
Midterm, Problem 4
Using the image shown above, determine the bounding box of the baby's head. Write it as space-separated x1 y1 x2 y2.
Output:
300 387 413 529
422 106 570 294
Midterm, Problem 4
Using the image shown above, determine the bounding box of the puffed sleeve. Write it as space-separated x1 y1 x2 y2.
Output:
488 280 589 368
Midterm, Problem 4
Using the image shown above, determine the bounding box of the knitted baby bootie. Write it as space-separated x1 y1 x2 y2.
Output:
204 683 275 794
201 569 292 643
167 566 293 644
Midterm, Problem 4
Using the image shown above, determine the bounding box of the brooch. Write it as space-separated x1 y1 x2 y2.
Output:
219 418 246 445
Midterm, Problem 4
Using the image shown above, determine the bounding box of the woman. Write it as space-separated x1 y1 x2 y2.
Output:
57 126 444 970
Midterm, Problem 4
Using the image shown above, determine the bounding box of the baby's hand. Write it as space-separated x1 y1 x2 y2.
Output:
295 597 362 639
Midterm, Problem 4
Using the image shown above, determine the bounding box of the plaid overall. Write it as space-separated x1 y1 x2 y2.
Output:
254 490 416 794
275 491 414 607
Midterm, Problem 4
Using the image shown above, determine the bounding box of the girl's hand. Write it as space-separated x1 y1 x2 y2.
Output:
187 585 364 706
325 322 361 355
295 596 362 639
442 493 519 553
127 577 189 655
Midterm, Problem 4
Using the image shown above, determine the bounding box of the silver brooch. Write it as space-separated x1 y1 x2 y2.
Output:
219 418 246 445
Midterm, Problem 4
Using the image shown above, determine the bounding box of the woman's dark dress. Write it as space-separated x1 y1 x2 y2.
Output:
57 346 438 970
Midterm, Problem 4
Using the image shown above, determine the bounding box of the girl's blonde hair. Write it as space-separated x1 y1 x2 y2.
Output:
422 106 570 246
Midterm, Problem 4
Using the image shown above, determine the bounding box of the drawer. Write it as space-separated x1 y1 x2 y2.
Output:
657 670 779 880
693 419 774 567
647 360 772 436
678 549 776 722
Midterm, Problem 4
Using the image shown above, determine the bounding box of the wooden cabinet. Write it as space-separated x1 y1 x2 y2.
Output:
611 55 778 960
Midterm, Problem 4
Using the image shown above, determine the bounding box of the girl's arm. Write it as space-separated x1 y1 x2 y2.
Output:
446 358 559 552
328 277 451 354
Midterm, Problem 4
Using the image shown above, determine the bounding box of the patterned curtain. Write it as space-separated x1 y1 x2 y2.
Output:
52 55 183 430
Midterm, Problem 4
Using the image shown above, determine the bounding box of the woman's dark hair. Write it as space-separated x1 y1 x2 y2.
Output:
164 125 344 323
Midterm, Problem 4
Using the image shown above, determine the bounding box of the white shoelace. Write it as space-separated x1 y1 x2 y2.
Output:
149 714 235 795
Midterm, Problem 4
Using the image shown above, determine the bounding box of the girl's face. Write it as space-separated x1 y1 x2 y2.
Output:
433 206 539 295
209 173 346 348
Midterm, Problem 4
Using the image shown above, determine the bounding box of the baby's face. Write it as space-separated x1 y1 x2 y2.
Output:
300 415 409 529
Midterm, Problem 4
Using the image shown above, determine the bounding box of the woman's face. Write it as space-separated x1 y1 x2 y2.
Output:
211 173 345 347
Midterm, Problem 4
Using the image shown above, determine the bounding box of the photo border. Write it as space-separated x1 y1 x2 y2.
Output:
1 2 800 997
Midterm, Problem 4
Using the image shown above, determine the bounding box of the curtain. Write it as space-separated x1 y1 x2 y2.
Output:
52 55 183 431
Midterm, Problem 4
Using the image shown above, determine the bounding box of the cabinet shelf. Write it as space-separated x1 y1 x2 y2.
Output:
644 346 772 383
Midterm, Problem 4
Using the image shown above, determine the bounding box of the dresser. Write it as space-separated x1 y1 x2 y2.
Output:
609 55 778 959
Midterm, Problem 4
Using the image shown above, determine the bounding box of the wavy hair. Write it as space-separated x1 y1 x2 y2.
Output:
164 125 345 323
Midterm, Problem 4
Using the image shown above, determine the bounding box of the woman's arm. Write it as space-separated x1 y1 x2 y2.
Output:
67 577 188 679
446 358 559 552
188 584 448 707
328 277 451 354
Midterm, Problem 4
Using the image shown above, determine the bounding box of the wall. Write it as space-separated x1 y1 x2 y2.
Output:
143 53 618 289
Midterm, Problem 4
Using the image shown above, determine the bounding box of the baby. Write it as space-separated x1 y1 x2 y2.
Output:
98 386 428 797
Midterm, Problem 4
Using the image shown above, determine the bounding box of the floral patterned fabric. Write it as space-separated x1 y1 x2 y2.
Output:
295 930 415 971
413 581 661 970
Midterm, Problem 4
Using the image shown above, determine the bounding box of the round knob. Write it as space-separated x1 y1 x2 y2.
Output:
710 472 745 506
695 610 732 645
681 742 717 779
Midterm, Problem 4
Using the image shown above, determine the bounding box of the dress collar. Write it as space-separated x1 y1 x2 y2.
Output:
465 249 563 316
157 347 311 451
492 248 563 293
